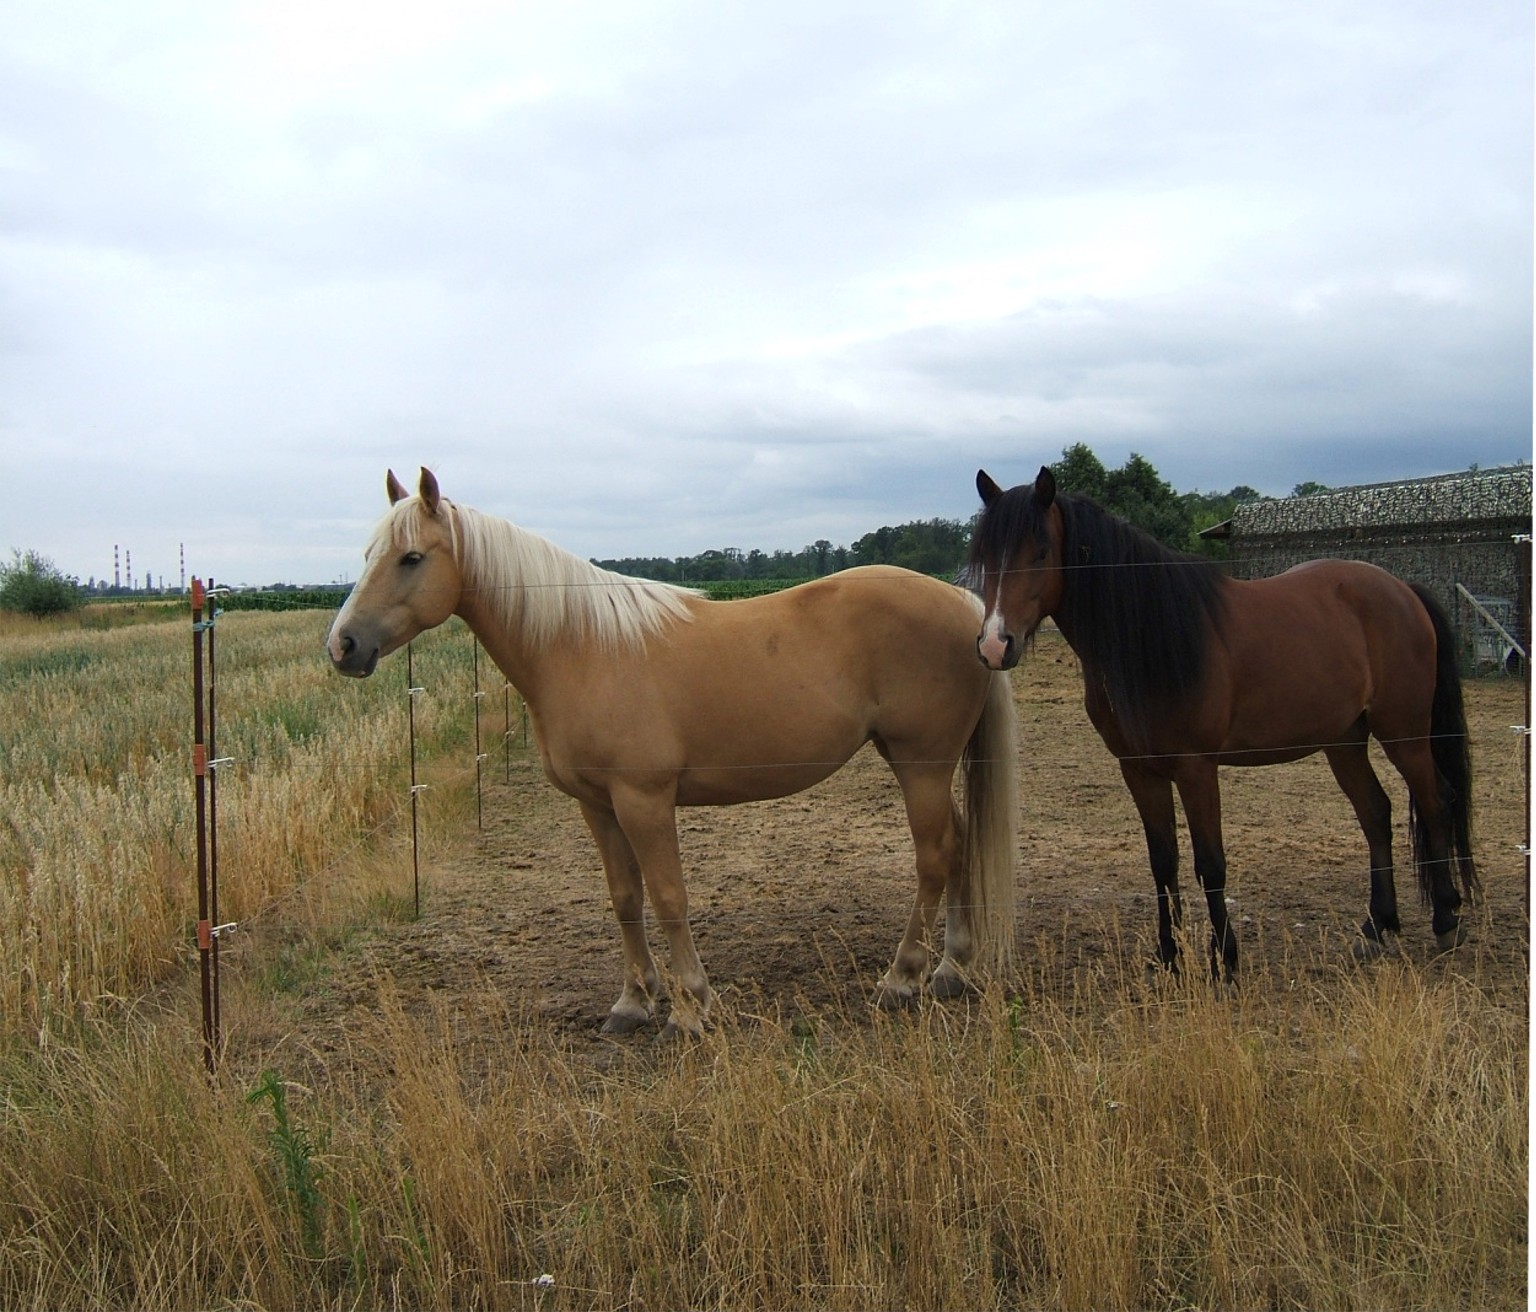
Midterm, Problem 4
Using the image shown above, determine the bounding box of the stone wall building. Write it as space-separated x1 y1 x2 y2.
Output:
1203 465 1532 670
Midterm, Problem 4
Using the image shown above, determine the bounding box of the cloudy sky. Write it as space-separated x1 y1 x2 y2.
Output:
2 1 1530 587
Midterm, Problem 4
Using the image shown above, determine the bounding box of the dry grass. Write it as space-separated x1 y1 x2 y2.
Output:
0 606 481 1037
0 949 1524 1310
0 608 1525 1309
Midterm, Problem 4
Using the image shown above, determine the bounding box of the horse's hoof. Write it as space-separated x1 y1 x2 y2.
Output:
600 1009 651 1036
1351 935 1387 963
1435 924 1468 953
928 968 977 1001
657 1020 700 1042
874 981 919 1011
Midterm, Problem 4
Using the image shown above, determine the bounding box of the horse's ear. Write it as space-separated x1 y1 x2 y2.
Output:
418 467 441 514
977 470 1004 507
387 469 409 505
1034 466 1056 508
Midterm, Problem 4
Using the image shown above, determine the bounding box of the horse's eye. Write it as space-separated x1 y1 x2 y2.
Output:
401 551 424 567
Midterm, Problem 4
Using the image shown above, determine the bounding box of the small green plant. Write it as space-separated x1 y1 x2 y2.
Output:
344 1194 367 1289
399 1175 432 1272
247 1069 328 1261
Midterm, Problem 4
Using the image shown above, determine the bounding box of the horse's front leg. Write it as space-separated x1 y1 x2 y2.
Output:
1173 763 1238 983
1119 760 1183 973
609 782 713 1037
579 801 662 1034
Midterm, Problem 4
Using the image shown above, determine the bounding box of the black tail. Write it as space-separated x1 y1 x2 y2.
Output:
1409 584 1478 905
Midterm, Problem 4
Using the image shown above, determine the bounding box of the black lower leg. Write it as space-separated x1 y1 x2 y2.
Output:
1193 846 1236 982
1148 832 1182 971
1429 870 1463 941
1361 861 1403 941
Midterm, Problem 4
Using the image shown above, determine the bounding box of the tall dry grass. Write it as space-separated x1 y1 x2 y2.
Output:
0 951 1524 1310
0 606 482 1037
0 607 1525 1309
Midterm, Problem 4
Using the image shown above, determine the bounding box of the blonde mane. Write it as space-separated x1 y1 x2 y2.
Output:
382 496 699 650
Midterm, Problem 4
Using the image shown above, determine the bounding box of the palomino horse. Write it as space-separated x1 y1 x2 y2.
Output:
969 466 1476 979
328 468 1018 1034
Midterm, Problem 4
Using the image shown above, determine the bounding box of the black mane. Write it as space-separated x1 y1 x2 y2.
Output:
971 486 1228 729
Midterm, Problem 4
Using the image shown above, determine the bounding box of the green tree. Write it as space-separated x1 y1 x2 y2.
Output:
0 549 82 617
1292 481 1331 498
1099 451 1193 548
852 525 898 566
852 518 970 576
1054 442 1109 501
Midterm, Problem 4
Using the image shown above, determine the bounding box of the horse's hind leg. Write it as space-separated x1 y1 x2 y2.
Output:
1377 736 1466 950
879 762 962 1007
1324 736 1400 952
1120 762 1184 973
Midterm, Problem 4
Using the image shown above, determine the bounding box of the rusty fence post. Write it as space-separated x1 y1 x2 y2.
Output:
407 641 423 919
473 637 486 829
190 578 235 1071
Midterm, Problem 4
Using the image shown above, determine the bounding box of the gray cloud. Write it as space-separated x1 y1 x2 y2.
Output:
0 0 1528 583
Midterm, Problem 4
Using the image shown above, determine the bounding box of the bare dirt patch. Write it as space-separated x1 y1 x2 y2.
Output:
272 632 1529 1054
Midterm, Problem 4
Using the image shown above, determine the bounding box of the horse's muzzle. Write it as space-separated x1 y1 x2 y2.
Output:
328 632 380 678
976 630 1019 671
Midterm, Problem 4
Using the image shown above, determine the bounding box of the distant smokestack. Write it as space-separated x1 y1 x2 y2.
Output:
180 543 186 593
126 549 132 592
114 545 120 589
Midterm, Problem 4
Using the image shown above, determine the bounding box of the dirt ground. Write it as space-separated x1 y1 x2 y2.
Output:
276 630 1531 1049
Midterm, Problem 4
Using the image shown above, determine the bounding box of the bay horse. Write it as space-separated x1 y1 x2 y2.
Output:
328 468 1018 1035
969 466 1477 980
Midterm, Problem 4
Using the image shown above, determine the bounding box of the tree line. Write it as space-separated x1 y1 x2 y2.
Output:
596 444 1268 584
0 447 1320 615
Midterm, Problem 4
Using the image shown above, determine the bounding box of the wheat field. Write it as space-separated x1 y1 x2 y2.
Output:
0 604 478 1038
0 605 1526 1310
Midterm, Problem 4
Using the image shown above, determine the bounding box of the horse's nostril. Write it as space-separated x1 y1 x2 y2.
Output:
340 634 356 656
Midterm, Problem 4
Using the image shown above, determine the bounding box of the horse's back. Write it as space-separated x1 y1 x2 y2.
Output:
691 566 988 713
696 565 981 650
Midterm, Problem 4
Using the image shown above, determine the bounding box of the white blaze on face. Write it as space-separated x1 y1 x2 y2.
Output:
325 511 396 667
325 596 355 664
977 602 1011 669
325 552 377 663
975 555 1014 670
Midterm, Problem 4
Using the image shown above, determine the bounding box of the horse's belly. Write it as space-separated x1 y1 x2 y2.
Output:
674 758 847 806
1213 739 1329 767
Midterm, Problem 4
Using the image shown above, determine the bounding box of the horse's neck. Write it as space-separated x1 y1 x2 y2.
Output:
449 506 684 705
1049 609 1101 683
449 510 571 704
448 588 525 703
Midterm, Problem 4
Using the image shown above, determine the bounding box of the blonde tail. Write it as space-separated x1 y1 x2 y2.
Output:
962 669 1019 978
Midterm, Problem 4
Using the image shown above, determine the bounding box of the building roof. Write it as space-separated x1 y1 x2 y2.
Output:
1200 465 1532 541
